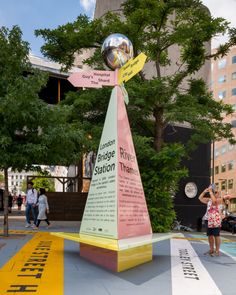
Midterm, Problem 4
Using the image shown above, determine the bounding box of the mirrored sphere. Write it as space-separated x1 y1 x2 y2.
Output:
101 33 133 70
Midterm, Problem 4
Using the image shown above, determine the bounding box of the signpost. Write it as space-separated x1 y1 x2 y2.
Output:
68 53 147 88
68 70 116 88
118 52 147 84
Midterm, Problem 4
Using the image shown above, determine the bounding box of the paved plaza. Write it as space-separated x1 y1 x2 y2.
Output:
1 215 236 295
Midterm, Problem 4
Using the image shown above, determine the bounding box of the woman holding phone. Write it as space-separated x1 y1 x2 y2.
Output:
199 185 223 256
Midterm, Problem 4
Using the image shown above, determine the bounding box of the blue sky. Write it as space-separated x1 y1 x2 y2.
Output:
0 0 235 57
0 0 95 56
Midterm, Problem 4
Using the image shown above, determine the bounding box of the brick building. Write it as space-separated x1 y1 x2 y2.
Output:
211 46 236 212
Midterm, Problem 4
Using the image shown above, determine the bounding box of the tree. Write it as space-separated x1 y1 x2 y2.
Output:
0 173 4 182
21 171 55 193
0 26 83 236
36 0 236 231
31 171 55 192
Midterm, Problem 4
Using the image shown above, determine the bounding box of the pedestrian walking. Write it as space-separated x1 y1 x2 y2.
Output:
16 194 23 211
25 181 38 228
34 188 51 229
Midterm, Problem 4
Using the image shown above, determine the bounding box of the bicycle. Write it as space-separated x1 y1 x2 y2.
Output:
172 219 194 232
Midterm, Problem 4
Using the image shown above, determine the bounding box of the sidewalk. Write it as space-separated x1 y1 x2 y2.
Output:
1 216 236 295
0 214 81 233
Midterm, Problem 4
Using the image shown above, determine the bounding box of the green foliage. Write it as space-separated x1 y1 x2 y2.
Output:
134 136 188 231
0 26 83 173
31 171 55 192
0 25 83 236
0 173 4 182
36 0 236 231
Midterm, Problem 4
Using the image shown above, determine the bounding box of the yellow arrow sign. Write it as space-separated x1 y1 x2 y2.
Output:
118 52 147 84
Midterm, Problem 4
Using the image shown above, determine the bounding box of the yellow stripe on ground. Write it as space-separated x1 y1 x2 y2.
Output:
173 236 233 243
0 232 64 295
0 229 35 235
174 236 208 241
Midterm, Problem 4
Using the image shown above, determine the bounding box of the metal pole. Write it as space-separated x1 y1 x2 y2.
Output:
212 140 215 183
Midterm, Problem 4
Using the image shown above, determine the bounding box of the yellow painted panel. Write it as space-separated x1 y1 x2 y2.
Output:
52 232 178 252
118 243 152 272
52 232 119 250
0 232 64 295
118 52 147 84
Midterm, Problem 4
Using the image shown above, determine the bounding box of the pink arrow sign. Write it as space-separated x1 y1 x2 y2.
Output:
68 70 117 88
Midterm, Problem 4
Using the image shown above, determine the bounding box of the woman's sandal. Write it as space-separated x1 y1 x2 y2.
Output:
204 250 214 256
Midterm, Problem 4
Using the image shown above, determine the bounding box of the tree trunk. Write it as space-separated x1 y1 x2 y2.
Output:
3 167 9 237
154 107 164 152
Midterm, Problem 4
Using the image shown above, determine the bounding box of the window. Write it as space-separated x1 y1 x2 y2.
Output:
11 175 14 179
228 179 234 189
20 175 22 179
215 149 220 158
218 75 226 83
232 72 236 80
218 59 226 69
221 145 227 154
232 88 236 96
221 180 226 190
232 56 236 64
218 90 226 99
221 163 226 173
15 175 18 179
215 166 219 174
231 120 236 128
228 160 234 170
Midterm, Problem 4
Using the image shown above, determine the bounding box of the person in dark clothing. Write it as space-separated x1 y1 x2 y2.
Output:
17 194 23 210
8 193 13 213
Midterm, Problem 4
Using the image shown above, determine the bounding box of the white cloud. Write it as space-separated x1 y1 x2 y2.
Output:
80 0 96 13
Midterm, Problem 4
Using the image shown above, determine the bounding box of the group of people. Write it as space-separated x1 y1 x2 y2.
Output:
8 193 24 213
25 181 51 229
199 184 228 257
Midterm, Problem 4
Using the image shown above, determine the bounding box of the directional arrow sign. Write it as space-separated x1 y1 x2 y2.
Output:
68 70 116 88
118 52 147 84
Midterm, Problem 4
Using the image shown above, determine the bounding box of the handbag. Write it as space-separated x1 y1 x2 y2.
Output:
208 204 221 228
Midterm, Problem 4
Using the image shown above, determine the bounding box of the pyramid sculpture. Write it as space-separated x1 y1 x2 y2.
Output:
80 86 152 240
78 85 153 271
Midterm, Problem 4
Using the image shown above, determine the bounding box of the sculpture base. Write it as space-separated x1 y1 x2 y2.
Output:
80 242 152 272
51 232 180 272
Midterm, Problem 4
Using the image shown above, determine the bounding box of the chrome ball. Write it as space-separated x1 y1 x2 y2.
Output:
101 33 133 70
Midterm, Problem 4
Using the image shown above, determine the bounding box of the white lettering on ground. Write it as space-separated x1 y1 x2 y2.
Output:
171 238 222 295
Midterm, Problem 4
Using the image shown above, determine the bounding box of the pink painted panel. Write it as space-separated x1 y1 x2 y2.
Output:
80 243 117 272
116 86 152 239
